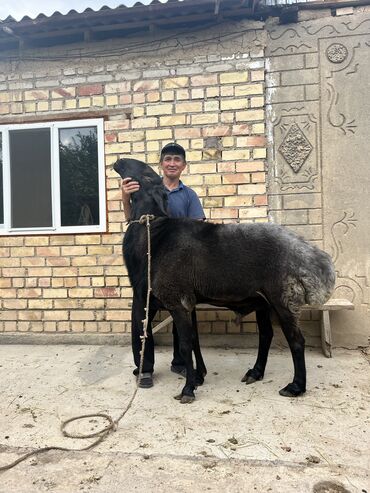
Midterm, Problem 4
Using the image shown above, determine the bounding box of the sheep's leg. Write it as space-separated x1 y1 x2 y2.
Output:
171 309 196 404
191 310 207 386
275 307 306 397
242 308 273 384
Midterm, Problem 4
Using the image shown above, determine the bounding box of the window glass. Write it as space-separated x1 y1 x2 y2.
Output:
9 128 52 228
59 127 99 227
0 133 3 225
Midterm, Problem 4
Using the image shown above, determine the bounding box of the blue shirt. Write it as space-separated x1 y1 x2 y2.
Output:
165 181 205 219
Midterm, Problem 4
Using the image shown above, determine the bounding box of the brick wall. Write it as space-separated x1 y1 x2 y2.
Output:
0 20 267 338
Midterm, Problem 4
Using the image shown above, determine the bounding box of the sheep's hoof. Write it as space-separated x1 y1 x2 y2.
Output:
174 393 195 404
195 375 205 387
241 369 263 384
279 383 305 397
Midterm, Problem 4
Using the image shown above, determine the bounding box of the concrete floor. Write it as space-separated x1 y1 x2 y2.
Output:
0 344 368 493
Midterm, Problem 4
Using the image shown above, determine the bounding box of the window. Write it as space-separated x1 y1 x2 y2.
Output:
0 119 106 235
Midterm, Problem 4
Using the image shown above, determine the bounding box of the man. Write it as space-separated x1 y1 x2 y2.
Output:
121 143 205 388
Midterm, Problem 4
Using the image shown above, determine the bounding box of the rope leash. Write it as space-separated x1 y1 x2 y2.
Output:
0 215 154 472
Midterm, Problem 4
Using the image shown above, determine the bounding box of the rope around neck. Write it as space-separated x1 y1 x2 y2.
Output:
0 215 155 472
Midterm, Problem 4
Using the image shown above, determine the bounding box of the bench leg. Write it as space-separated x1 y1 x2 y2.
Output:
320 310 332 358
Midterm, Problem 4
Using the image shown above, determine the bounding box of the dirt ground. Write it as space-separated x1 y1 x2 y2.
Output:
0 344 368 493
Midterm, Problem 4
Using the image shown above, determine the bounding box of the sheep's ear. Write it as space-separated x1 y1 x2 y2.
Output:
152 186 168 216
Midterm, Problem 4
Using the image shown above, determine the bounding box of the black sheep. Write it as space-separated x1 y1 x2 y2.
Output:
114 158 336 403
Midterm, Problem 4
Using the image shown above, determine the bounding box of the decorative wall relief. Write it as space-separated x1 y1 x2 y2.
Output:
271 110 319 191
320 33 370 341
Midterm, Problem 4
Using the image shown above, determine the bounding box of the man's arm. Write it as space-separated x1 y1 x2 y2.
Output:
121 177 140 221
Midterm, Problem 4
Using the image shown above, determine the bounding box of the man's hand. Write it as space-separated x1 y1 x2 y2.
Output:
121 177 140 203
121 177 140 221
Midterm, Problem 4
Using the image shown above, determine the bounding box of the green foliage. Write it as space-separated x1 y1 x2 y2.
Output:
59 129 99 226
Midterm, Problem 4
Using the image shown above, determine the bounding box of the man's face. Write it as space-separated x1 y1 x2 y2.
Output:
160 153 186 180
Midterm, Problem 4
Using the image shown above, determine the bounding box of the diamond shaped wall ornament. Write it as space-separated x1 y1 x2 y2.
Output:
278 123 313 173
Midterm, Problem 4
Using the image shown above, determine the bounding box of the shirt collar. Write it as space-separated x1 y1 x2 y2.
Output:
163 179 184 193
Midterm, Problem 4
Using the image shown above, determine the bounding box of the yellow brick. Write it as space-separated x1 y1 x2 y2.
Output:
191 113 218 125
25 102 36 113
238 183 266 195
37 101 49 112
42 289 67 298
61 246 86 256
239 207 268 219
51 87 76 98
92 96 104 107
252 123 265 134
43 311 69 321
222 149 250 160
162 77 189 89
203 197 223 207
79 97 91 108
76 235 101 245
221 86 234 97
118 131 145 142
191 139 204 149
106 95 119 106
236 110 264 122
253 148 267 159
210 208 238 219
186 150 202 161
159 115 186 126
51 101 63 111
206 87 219 98
221 99 248 111
146 128 172 140
24 90 48 100
162 90 175 101
208 185 237 196
224 196 253 207
204 101 219 111
65 99 77 110
11 247 34 257
147 91 160 103
220 72 249 84
0 103 10 115
176 89 190 100
146 141 160 152
147 153 160 165
235 84 263 97
204 175 222 185
146 104 173 116
189 162 216 174
132 142 145 153
69 288 94 298
133 106 145 118
222 136 234 147
0 93 9 103
122 120 149 133
250 96 264 108
191 88 204 99
251 70 265 82
175 102 202 113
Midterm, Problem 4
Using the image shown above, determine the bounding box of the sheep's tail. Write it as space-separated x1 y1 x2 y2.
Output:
300 250 336 306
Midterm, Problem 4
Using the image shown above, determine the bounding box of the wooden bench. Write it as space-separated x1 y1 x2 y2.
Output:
148 298 354 358
302 298 354 358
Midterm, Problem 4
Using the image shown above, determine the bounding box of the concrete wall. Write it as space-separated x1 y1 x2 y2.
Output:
266 5 370 347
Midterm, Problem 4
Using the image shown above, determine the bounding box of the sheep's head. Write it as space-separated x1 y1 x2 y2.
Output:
114 158 168 220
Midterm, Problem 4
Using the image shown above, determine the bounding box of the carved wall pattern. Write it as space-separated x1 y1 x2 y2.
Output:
266 12 370 345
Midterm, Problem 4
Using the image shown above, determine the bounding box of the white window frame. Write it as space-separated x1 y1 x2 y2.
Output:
0 118 106 235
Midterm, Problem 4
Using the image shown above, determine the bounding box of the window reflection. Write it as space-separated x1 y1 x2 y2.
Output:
59 127 99 227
